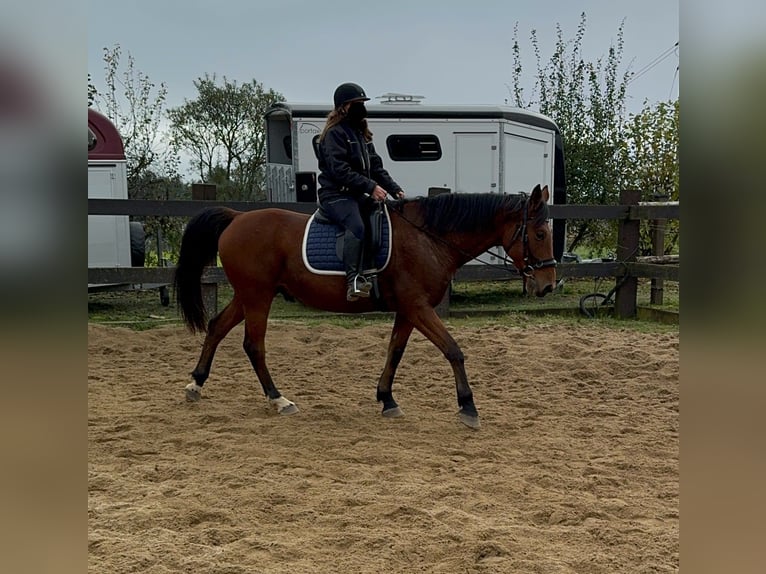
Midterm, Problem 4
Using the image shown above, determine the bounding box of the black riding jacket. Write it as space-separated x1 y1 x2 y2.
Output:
317 121 402 203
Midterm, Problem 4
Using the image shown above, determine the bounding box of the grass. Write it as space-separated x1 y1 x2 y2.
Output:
88 276 678 332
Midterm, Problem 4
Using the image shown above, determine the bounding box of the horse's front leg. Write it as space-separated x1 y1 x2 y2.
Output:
408 305 480 429
242 304 298 415
377 313 414 418
185 299 244 401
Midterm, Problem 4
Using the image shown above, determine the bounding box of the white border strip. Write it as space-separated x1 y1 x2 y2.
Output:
301 205 393 277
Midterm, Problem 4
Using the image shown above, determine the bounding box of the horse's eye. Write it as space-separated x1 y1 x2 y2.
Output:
535 231 545 241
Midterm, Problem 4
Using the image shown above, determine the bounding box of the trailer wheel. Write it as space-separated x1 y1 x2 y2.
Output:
129 222 146 267
159 285 170 307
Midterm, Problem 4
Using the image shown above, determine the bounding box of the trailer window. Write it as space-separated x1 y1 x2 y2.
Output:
386 134 442 161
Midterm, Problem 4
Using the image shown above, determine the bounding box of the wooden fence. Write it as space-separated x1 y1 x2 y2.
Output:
88 189 679 319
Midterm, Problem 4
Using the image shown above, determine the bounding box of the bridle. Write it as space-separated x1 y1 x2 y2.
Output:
506 197 557 277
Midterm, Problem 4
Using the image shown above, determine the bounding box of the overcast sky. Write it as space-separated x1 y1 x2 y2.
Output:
87 0 679 116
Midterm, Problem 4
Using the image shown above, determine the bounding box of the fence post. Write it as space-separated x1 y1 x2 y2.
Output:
650 193 668 305
429 187 452 318
192 183 217 201
201 281 218 318
615 189 641 318
192 182 219 317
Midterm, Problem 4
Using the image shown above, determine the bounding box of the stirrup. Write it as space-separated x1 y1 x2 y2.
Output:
346 275 372 301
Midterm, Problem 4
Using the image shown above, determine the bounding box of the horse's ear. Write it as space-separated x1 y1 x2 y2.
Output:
530 184 550 207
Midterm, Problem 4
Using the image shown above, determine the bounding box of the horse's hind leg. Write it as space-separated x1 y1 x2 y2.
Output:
377 313 414 418
185 299 244 401
242 305 298 416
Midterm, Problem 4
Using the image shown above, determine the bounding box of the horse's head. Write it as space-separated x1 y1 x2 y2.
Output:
501 184 557 297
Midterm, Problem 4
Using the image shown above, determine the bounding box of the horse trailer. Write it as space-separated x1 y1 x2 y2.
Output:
88 109 168 303
264 100 567 262
88 108 133 271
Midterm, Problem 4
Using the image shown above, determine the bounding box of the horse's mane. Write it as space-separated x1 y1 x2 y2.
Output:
399 192 548 234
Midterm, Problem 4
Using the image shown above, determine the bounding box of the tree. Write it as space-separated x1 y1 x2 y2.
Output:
167 75 284 200
620 100 680 254
92 45 179 192
510 13 631 253
88 73 97 107
90 45 182 262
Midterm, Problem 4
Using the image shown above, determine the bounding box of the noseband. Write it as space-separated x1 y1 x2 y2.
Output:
508 198 557 277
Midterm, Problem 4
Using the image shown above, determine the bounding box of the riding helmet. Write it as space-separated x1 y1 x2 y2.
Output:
333 82 370 108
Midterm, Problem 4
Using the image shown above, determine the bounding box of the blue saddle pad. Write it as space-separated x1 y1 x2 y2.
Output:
301 207 392 275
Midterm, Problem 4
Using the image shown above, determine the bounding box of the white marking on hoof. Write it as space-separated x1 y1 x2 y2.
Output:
185 383 203 402
269 396 298 415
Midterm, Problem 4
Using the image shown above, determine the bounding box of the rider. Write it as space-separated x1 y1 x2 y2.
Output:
317 82 405 301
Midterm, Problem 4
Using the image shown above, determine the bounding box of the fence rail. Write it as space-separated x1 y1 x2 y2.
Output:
87 262 678 289
87 198 679 220
88 191 679 319
88 199 318 217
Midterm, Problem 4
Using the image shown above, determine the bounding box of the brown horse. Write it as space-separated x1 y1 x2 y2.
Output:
174 184 556 429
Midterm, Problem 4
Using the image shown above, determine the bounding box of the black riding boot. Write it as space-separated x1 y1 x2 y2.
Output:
343 231 371 301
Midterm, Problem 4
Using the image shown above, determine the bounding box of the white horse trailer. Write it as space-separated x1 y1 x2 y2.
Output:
264 102 567 262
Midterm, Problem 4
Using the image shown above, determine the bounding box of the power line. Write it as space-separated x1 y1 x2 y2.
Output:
628 42 679 85
632 42 678 78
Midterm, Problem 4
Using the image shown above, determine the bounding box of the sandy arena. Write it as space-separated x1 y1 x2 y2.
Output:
88 320 678 573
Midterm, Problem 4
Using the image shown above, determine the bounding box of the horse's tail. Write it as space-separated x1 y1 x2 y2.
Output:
174 207 238 333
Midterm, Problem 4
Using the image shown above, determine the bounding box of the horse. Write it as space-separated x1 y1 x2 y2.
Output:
173 184 557 429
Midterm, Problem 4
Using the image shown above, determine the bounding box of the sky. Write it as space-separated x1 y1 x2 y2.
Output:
87 0 680 116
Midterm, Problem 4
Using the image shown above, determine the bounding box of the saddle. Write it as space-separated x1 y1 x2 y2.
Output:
301 203 392 276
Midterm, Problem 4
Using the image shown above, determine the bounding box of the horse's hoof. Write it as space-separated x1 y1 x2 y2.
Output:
382 406 404 418
269 396 298 415
458 410 481 429
279 403 299 415
185 383 202 402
